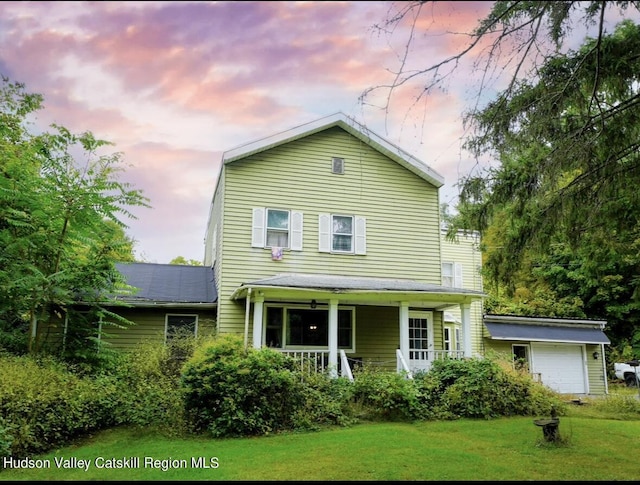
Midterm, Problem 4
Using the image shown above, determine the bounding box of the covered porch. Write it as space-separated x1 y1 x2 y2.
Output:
230 273 485 380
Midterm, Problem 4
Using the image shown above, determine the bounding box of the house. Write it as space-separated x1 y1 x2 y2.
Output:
202 112 486 377
37 112 611 395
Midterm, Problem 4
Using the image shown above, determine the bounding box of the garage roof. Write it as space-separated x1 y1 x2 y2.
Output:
484 316 610 344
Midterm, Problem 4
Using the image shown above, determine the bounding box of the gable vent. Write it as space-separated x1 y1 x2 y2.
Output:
332 157 344 174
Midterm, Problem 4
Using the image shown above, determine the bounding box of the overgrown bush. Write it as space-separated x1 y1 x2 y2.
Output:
351 365 427 421
0 353 119 457
414 354 564 419
183 335 311 437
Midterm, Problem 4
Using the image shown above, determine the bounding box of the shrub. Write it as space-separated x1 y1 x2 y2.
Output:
415 355 564 419
182 335 309 437
351 365 427 421
0 354 119 457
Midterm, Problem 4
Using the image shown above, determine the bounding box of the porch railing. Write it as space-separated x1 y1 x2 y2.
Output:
408 349 465 360
278 349 354 381
396 349 413 379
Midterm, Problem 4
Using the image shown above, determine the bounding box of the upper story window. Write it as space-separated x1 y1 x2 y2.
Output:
252 207 303 251
442 262 463 288
266 209 289 247
318 213 366 254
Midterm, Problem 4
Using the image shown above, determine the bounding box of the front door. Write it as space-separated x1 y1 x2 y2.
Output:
408 311 434 371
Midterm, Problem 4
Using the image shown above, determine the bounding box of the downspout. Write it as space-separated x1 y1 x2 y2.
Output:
244 287 252 350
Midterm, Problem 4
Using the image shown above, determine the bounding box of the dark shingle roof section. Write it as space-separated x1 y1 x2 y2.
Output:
115 263 217 304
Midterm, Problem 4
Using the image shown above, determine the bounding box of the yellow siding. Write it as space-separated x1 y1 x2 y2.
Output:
217 127 441 333
37 308 216 352
440 230 485 355
353 306 399 370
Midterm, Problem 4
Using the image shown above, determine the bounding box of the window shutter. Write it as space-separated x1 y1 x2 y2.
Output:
290 211 303 251
354 216 366 255
454 263 463 288
251 207 265 248
318 213 330 252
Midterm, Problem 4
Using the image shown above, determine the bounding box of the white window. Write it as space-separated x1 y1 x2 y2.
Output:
264 304 355 352
165 314 198 341
442 262 463 287
318 213 366 254
252 208 303 251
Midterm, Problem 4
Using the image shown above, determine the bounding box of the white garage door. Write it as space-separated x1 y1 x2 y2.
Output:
531 343 587 394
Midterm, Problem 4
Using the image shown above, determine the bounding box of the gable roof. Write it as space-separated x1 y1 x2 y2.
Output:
221 112 444 188
114 263 217 306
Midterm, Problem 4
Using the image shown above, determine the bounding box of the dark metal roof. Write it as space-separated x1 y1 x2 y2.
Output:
484 322 610 344
114 263 217 304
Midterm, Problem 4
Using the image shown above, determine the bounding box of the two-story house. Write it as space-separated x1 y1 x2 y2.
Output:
202 112 485 377
39 112 611 394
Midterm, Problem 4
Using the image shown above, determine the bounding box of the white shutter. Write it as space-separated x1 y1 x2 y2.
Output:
354 216 366 255
251 207 265 248
454 263 463 288
318 213 331 252
290 211 303 251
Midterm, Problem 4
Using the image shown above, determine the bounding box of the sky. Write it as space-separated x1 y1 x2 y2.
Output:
1 1 634 264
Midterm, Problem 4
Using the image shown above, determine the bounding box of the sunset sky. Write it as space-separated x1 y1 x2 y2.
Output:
1 1 632 264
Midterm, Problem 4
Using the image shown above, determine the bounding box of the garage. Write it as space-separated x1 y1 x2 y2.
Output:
531 343 586 394
483 314 611 395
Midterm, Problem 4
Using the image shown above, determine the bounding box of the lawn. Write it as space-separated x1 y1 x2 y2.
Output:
2 409 639 481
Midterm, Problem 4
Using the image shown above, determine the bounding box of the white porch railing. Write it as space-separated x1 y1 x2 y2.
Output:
396 349 413 379
279 349 330 374
278 349 355 380
408 350 465 360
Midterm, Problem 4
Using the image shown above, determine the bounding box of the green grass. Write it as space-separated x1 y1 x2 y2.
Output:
2 412 640 481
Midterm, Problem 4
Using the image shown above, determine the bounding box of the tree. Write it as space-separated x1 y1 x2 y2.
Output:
169 256 203 266
364 3 640 351
0 77 149 356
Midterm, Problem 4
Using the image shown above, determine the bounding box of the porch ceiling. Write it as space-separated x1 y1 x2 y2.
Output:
230 273 485 308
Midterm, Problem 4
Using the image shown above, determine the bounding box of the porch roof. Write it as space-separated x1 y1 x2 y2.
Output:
231 273 485 307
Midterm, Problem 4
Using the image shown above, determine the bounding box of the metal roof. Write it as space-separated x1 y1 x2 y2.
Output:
233 273 485 302
485 322 610 344
221 112 445 188
484 314 610 344
114 263 217 305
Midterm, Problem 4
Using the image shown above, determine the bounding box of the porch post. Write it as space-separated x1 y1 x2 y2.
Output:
328 298 338 377
252 294 264 349
461 302 472 357
399 302 410 365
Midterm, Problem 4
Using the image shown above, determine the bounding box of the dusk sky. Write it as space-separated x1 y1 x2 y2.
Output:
1 1 632 264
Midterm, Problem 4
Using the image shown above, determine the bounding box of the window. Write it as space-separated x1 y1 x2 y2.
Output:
332 157 344 174
318 214 366 254
266 209 289 248
166 314 197 341
252 208 303 250
512 344 530 372
332 215 353 252
264 305 355 352
442 262 463 287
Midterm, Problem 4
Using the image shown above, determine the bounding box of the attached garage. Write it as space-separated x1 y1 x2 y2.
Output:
484 314 611 395
530 343 587 394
